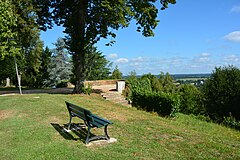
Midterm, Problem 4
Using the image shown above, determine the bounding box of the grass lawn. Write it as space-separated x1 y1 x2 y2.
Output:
0 94 240 159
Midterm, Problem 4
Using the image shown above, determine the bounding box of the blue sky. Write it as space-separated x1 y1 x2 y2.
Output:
40 0 240 75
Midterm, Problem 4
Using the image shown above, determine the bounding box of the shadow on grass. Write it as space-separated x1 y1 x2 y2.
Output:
50 123 95 144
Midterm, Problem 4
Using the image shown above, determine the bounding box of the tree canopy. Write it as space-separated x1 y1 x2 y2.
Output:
111 66 123 79
84 46 112 81
202 66 240 121
0 0 18 59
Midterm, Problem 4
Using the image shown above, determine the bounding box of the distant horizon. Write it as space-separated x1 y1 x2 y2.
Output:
123 73 211 77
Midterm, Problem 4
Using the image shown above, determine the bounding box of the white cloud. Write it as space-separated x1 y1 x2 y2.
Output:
131 56 146 62
108 53 118 59
194 53 211 63
224 54 239 62
230 5 240 13
224 31 240 43
115 58 129 64
130 62 141 67
190 65 199 68
200 53 210 57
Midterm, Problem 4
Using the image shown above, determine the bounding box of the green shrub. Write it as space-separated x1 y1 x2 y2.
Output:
125 72 180 117
82 83 92 95
159 72 176 93
201 65 240 121
178 84 205 115
132 90 180 117
223 116 240 130
141 73 163 91
124 78 152 101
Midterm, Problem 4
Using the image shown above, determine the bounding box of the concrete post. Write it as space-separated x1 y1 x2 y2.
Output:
116 80 125 94
6 77 10 87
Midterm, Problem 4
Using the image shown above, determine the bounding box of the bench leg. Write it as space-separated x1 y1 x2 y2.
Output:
68 115 72 130
86 125 91 144
85 125 110 144
104 125 110 140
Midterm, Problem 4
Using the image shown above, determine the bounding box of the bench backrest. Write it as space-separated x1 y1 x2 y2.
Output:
65 101 93 122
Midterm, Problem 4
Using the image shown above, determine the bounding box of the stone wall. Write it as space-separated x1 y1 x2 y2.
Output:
84 80 120 86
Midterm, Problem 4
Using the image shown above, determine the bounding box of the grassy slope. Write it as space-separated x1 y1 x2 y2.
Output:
0 94 239 160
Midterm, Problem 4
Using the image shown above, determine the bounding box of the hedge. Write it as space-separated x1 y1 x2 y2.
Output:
131 90 180 117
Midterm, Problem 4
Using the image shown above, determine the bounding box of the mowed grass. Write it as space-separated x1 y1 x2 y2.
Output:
0 94 239 159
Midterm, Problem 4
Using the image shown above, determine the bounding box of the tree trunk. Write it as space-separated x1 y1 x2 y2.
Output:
72 0 88 94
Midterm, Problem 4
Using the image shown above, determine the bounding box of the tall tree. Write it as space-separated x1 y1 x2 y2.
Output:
85 46 112 80
21 35 44 87
35 46 52 87
202 66 240 121
111 66 123 79
48 38 72 87
37 0 176 93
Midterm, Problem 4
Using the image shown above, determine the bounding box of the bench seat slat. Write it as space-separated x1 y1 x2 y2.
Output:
71 109 86 120
86 115 109 128
91 114 113 124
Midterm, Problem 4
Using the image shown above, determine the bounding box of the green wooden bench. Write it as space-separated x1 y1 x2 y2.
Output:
65 101 113 144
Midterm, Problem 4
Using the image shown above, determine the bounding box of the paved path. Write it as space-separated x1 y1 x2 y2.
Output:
0 88 73 95
0 85 131 107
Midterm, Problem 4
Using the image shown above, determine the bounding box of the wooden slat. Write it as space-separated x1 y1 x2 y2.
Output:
91 114 112 124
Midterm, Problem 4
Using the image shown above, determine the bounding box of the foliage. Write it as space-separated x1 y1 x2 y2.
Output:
123 71 138 99
0 0 19 59
81 83 93 95
36 47 52 87
141 73 162 91
47 38 72 87
139 72 176 92
124 73 168 100
201 65 240 121
111 66 123 79
0 0 50 88
178 84 205 115
0 54 24 86
56 80 69 88
159 72 176 92
21 36 44 88
84 46 112 80
35 0 176 93
12 0 41 50
0 55 15 83
223 116 240 130
132 90 180 117
124 75 151 101
125 72 179 117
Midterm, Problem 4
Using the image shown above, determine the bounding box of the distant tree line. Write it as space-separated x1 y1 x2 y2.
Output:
124 65 240 130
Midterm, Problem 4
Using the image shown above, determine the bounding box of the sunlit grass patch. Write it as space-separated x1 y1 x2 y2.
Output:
0 94 239 159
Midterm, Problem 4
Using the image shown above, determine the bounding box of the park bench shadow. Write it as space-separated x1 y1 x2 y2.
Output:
51 123 95 143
